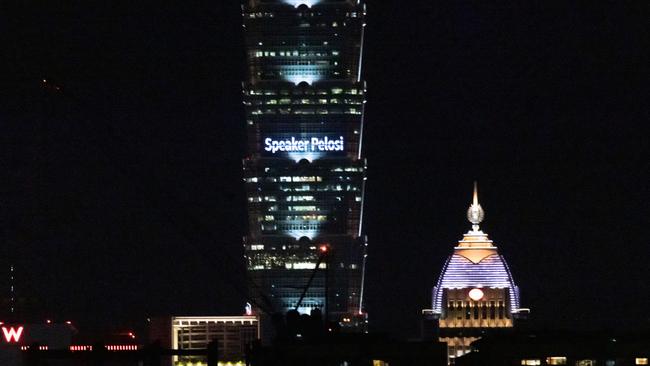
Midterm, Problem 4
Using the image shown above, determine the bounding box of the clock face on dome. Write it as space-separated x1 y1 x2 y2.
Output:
468 288 484 301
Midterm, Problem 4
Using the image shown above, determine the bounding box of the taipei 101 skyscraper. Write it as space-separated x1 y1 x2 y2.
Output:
241 0 368 331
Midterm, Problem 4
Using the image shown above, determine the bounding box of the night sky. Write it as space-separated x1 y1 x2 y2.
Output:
3 1 649 338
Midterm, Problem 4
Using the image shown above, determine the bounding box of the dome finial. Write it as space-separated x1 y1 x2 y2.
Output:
467 181 485 232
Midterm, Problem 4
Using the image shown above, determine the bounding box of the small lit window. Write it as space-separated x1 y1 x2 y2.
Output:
576 361 596 366
521 360 541 366
547 357 567 365
637 359 649 366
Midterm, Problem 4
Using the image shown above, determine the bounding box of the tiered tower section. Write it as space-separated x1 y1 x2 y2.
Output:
431 184 527 359
241 0 367 330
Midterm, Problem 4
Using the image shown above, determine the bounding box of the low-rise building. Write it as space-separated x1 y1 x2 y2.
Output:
149 315 260 365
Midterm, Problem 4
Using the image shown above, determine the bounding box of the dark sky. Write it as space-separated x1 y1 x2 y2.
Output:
3 1 649 338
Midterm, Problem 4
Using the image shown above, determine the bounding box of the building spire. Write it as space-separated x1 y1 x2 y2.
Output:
467 181 485 232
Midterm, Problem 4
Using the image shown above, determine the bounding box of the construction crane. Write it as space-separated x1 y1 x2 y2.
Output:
294 244 330 320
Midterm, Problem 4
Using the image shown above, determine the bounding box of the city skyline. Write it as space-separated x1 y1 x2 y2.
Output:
3 0 648 339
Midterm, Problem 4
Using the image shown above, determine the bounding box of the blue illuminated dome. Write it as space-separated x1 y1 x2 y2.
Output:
431 183 522 316
432 251 520 314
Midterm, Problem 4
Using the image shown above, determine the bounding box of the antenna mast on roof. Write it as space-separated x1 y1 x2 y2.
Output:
9 264 15 314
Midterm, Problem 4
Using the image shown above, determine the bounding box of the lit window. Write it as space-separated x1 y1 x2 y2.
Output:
521 360 541 366
292 262 317 269
576 361 596 366
288 206 316 211
547 357 567 365
293 176 316 182
636 359 648 365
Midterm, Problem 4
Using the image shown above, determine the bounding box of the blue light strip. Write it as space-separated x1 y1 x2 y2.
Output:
432 254 520 314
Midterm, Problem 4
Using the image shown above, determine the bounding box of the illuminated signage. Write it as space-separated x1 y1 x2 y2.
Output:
2 326 24 343
264 136 344 154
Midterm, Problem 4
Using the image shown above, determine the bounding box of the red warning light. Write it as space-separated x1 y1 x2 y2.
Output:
319 245 328 253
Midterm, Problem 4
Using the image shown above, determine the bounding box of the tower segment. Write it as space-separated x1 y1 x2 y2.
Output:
241 0 368 332
431 183 527 360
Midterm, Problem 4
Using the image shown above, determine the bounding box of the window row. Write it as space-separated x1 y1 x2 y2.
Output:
249 108 361 115
247 87 361 96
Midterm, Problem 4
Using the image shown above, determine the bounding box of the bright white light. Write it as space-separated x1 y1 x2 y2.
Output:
284 74 321 85
468 288 484 301
287 229 319 239
288 152 322 162
281 0 321 7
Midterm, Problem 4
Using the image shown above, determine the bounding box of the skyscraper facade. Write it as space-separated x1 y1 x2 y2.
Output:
429 184 528 360
241 0 367 330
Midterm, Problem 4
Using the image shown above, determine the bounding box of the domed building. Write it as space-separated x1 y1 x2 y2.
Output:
431 183 528 361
